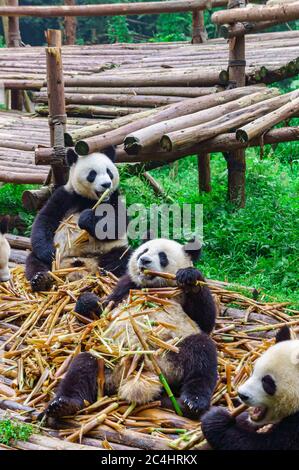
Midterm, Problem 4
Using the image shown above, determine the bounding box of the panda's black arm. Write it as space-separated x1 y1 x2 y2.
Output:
201 408 299 450
31 187 76 265
106 274 138 307
176 267 216 334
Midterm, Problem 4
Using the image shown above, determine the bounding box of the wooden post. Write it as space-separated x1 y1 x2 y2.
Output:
226 0 246 207
64 0 77 45
45 29 68 186
198 153 211 192
0 0 9 45
7 0 22 110
192 10 207 44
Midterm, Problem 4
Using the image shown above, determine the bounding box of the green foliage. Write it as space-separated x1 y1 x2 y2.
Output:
0 183 36 236
152 12 191 42
120 144 299 308
0 419 33 446
0 36 4 48
107 16 133 43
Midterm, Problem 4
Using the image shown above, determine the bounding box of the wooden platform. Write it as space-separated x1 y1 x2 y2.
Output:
0 111 96 184
1 31 299 88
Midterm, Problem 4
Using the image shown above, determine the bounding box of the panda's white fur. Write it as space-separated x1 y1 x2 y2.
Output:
238 338 299 425
128 238 193 288
0 229 10 282
65 152 119 201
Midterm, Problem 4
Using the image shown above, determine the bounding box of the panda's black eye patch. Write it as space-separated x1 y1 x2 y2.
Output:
262 375 276 396
87 170 97 183
137 248 148 260
159 252 169 268
107 168 114 180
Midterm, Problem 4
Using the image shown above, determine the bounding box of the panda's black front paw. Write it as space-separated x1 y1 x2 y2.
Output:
78 209 95 234
44 395 84 419
176 267 204 291
31 272 54 292
178 392 210 419
75 292 103 318
201 407 235 434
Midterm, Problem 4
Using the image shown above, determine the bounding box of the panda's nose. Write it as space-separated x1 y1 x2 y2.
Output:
102 182 111 189
140 256 151 266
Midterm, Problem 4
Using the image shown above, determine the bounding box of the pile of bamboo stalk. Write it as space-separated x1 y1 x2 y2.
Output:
0 264 298 450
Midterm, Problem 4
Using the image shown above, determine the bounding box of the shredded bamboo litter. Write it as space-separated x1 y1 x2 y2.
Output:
0 265 298 450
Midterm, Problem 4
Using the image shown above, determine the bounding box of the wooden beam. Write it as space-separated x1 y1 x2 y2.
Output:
213 3 299 25
64 0 77 45
0 0 227 17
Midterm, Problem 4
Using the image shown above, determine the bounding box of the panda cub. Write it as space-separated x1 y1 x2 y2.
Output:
0 216 10 282
25 147 131 291
43 238 217 420
202 326 299 450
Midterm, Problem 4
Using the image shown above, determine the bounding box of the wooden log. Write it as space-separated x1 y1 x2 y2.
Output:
32 91 183 107
0 171 46 184
62 69 229 88
125 88 278 154
160 91 290 153
236 94 299 143
76 86 264 155
5 234 31 250
61 86 221 98
0 0 227 17
22 185 54 211
212 3 299 25
87 425 171 450
36 104 148 118
9 248 27 264
45 29 68 186
220 19 287 38
64 0 77 45
64 106 165 146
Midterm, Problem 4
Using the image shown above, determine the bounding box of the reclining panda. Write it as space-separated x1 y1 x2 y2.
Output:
43 238 218 421
26 147 131 291
202 326 299 450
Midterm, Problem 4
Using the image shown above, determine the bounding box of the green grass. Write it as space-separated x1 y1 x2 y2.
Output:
0 419 33 446
121 143 299 308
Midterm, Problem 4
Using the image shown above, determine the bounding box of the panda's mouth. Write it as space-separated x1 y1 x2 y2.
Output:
249 406 268 423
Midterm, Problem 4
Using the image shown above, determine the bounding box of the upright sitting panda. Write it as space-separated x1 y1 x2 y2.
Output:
25 147 131 291
43 238 218 420
0 216 10 282
202 326 299 450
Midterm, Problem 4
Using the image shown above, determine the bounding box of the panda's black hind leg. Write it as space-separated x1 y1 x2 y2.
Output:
43 353 98 420
25 252 54 292
165 333 217 419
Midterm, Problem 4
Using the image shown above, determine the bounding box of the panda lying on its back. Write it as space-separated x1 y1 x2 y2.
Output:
26 147 131 291
42 238 218 421
202 326 299 450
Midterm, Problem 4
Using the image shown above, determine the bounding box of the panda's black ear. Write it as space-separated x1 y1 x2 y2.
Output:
103 146 116 162
183 238 202 263
275 325 291 343
0 215 9 234
66 148 78 167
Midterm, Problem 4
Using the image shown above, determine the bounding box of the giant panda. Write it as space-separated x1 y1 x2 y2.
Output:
0 216 10 282
202 326 299 450
25 147 131 291
42 238 218 421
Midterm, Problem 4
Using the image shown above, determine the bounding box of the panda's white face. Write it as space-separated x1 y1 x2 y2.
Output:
238 339 299 425
128 238 193 287
66 152 119 200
